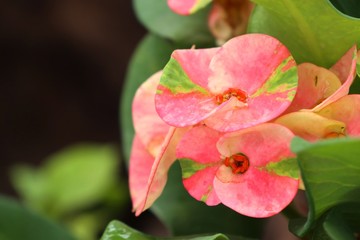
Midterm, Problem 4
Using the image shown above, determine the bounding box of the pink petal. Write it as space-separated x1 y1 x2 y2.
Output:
214 123 298 217
204 34 297 132
317 95 360 136
183 166 221 206
214 165 298 218
132 71 170 156
330 45 357 84
176 125 223 205
172 48 219 89
312 46 357 111
274 111 346 141
155 48 220 127
208 34 295 94
129 136 154 212
168 0 212 15
217 123 295 167
135 127 188 216
284 63 342 113
204 94 297 132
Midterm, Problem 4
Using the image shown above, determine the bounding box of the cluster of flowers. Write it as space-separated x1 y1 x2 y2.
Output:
128 32 359 218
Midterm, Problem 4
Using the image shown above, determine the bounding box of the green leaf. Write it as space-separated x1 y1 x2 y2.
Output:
248 0 360 67
133 0 214 45
120 34 176 162
151 162 263 239
101 220 230 240
311 203 360 240
0 195 75 240
290 138 360 237
11 143 121 218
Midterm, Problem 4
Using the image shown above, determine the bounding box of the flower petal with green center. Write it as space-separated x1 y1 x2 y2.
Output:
215 123 298 217
176 123 299 217
156 34 298 132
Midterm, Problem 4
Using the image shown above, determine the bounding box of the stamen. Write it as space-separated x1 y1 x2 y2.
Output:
215 88 248 105
224 153 249 174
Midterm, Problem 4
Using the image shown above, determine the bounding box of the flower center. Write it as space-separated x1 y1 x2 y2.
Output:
224 153 249 174
215 88 248 105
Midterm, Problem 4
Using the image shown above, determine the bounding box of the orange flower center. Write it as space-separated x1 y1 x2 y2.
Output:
215 88 248 105
224 153 249 174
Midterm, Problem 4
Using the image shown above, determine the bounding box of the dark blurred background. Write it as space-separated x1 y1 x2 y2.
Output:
0 0 145 194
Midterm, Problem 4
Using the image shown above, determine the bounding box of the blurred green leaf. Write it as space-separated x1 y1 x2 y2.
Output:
290 138 360 237
11 143 123 218
151 162 263 239
133 0 214 45
312 203 360 240
0 195 74 240
120 34 178 162
248 0 360 67
101 220 230 240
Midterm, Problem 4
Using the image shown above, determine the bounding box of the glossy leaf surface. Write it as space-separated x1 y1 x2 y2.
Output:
133 0 213 45
290 137 360 237
248 0 360 68
101 220 230 240
0 195 74 240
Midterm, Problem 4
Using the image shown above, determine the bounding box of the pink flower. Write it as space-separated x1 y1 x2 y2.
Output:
167 0 212 15
176 123 299 218
129 72 187 216
155 34 298 133
275 46 359 140
284 45 357 114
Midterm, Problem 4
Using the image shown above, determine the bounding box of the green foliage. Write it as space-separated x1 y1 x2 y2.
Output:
248 0 360 68
133 0 214 45
290 138 360 238
0 195 74 240
10 143 126 240
312 204 360 240
101 220 230 240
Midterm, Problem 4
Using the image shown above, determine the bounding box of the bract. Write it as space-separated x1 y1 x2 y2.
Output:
156 34 298 132
274 46 358 140
129 72 187 215
176 123 299 218
168 0 212 15
317 95 360 136
132 71 169 156
274 111 346 141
